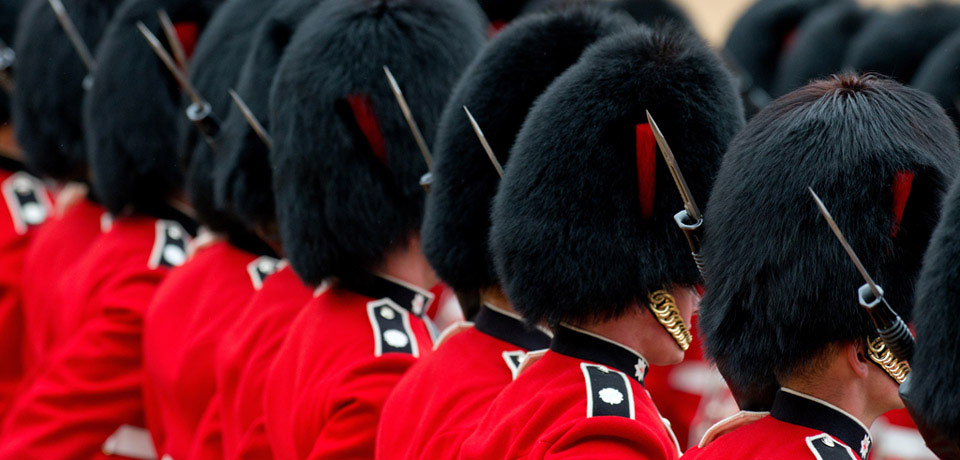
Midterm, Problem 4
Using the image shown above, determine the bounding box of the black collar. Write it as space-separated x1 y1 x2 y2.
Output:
148 204 199 237
474 304 551 351
0 155 25 174
772 389 872 459
550 324 649 385
341 272 435 317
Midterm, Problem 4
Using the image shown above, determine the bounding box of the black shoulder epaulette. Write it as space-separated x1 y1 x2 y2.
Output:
580 363 635 419
367 299 419 357
805 433 860 460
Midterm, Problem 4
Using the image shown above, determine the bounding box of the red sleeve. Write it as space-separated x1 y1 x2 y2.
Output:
306 355 417 460
186 394 224 460
0 269 163 460
235 416 274 460
538 417 680 460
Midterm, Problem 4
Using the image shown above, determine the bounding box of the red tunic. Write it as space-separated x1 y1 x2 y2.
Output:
682 389 874 460
21 196 103 373
192 263 311 460
0 165 51 419
143 235 278 459
375 303 551 460
0 212 194 460
459 324 683 460
263 274 436 460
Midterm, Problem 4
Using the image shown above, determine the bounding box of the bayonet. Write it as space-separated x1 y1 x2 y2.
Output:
808 187 915 362
136 22 220 148
0 38 13 94
645 110 705 276
157 10 188 71
229 89 272 149
48 0 96 74
383 66 432 171
463 106 503 177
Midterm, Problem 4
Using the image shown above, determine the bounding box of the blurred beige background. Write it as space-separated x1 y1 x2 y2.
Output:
676 0 960 44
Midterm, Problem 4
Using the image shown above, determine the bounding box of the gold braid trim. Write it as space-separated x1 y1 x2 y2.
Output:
867 336 910 384
646 290 692 351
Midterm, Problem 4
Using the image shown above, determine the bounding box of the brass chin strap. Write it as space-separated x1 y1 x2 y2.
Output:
646 290 692 351
867 336 910 384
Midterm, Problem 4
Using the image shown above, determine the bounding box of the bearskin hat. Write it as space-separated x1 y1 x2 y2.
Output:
522 0 691 29
270 0 487 286
844 4 960 84
12 0 122 182
724 0 841 95
478 0 531 26
700 75 959 404
489 26 743 326
0 0 25 125
910 174 960 440
83 0 223 215
212 0 323 243
913 29 960 131
771 2 872 97
422 8 634 295
178 0 273 249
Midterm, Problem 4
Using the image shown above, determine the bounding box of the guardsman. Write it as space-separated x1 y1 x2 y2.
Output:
213 0 321 249
843 4 960 84
913 29 960 131
460 24 743 460
202 1 321 458
723 0 833 114
686 74 959 460
261 0 486 457
13 0 120 386
0 0 222 457
0 0 52 422
140 0 278 458
375 8 634 460
771 2 873 97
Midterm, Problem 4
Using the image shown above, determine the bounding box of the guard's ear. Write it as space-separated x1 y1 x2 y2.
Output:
847 340 871 379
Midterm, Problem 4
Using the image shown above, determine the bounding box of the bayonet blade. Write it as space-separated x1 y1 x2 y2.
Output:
383 65 432 170
157 10 188 72
136 22 204 107
645 110 701 222
48 0 96 73
463 106 503 177
808 187 883 299
229 89 272 149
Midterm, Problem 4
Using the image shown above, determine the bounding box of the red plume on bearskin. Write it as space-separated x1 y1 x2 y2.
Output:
635 123 657 219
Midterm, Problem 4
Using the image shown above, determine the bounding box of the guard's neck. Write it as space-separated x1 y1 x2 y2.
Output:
782 376 880 427
0 123 22 162
375 235 437 291
480 285 515 314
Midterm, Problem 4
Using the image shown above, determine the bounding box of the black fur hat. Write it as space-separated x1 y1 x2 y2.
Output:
521 0 691 28
771 2 872 97
212 0 323 243
0 0 25 125
724 0 842 95
12 0 122 182
910 174 960 439
844 4 960 83
478 0 530 25
913 29 960 130
270 0 487 286
700 75 959 398
83 0 223 215
178 0 273 243
489 26 743 326
423 8 635 294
